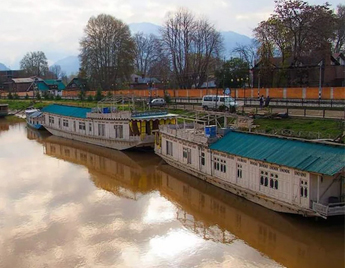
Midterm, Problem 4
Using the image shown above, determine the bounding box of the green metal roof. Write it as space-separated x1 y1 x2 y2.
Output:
210 131 345 176
41 104 91 118
36 81 50 91
44 80 66 90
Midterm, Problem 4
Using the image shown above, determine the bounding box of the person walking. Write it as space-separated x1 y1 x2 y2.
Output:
259 95 264 108
264 95 270 107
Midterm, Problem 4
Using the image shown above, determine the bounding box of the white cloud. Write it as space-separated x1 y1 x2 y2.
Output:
0 0 341 68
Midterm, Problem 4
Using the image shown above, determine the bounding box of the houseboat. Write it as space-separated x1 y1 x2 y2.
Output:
26 110 45 130
155 121 345 218
0 104 9 117
41 103 177 151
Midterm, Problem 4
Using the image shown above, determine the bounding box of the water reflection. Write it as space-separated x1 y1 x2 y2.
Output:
157 165 345 268
0 123 343 268
39 128 344 268
43 135 161 200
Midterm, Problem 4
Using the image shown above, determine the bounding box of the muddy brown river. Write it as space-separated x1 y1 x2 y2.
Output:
0 119 344 268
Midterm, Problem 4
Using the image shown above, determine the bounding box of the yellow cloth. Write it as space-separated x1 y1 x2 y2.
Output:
140 121 146 140
137 121 141 134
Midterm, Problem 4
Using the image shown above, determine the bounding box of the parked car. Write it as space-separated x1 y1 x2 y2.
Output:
201 95 237 111
148 98 166 107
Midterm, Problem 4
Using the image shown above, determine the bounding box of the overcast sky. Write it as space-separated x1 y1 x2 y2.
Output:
0 0 341 69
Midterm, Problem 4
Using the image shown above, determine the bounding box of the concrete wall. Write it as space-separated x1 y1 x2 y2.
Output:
60 87 345 100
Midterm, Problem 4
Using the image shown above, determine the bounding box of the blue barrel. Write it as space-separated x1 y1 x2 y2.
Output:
205 125 217 138
102 107 110 113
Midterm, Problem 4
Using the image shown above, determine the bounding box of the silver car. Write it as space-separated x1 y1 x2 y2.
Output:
148 98 166 107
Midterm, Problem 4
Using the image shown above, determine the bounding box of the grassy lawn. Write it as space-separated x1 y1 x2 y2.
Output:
0 99 100 111
254 118 344 139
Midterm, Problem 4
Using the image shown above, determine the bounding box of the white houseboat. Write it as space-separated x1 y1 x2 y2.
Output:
155 122 345 218
41 103 177 150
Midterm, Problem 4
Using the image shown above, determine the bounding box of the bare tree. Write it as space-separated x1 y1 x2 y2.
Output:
60 71 68 85
233 42 259 69
334 4 345 53
20 51 49 77
79 14 135 90
133 33 161 76
49 65 62 79
161 8 222 88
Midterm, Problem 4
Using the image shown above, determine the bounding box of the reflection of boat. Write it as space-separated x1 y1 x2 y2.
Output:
43 136 161 199
0 104 9 117
41 101 177 150
157 164 345 268
26 126 51 141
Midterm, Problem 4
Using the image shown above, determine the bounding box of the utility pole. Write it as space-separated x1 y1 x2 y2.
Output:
318 60 322 100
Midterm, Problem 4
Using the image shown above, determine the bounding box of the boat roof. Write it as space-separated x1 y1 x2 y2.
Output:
28 111 43 118
41 104 177 120
131 111 177 120
41 104 91 118
210 131 345 176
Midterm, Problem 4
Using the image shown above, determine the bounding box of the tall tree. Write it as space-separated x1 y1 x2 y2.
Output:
161 8 222 88
334 4 345 53
253 0 336 87
49 65 62 79
133 33 160 76
255 0 336 62
79 14 135 90
20 51 49 77
215 58 249 89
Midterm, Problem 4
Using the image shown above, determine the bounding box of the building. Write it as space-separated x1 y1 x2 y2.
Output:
65 78 89 91
252 52 345 88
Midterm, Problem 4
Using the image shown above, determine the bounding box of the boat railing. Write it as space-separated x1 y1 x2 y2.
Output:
312 201 345 217
87 110 132 119
160 124 214 144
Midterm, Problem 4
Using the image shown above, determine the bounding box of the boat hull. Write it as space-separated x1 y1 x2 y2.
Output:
27 122 45 130
44 126 154 151
157 152 317 217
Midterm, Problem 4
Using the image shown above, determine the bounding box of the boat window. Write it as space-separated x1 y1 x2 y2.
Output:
114 125 123 138
201 152 205 166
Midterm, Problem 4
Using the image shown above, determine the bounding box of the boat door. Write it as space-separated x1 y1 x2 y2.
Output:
200 150 206 173
73 121 76 132
298 177 309 208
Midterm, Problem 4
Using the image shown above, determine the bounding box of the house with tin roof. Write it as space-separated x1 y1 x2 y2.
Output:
9 77 65 96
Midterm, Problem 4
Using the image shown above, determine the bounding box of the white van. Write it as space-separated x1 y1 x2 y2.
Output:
202 95 237 110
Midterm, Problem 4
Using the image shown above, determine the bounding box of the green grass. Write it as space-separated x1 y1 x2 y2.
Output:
1 115 25 123
0 99 99 111
254 118 344 139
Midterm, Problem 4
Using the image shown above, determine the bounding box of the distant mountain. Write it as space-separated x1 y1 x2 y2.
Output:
221 31 253 57
0 63 9 71
129 22 161 36
53 56 80 76
128 22 252 58
52 23 252 76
